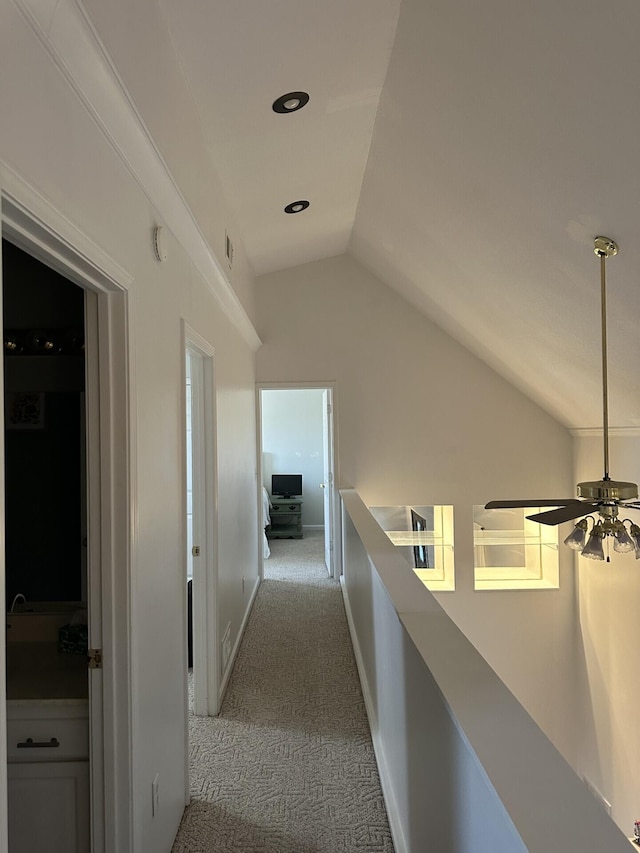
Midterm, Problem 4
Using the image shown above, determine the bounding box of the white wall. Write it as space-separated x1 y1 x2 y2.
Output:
81 0 257 326
261 389 325 526
1 3 260 851
573 430 640 835
341 489 632 853
255 254 580 765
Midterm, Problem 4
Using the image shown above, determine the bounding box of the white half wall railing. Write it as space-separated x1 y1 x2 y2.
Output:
340 489 631 853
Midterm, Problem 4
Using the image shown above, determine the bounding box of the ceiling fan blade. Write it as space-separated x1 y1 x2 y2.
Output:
485 499 580 509
526 502 598 526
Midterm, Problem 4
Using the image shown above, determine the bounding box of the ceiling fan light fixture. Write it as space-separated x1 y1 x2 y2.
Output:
563 518 589 550
577 480 638 501
581 524 606 561
626 521 640 559
485 236 640 563
612 519 635 553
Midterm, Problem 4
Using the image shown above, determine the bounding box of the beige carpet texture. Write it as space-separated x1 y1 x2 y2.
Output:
172 530 395 852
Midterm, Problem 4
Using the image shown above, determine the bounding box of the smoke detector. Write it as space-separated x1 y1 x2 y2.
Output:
153 225 168 263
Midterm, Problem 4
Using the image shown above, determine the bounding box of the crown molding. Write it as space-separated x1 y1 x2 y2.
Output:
11 0 262 351
2 164 134 292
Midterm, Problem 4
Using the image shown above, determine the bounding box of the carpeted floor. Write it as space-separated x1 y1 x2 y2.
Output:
171 530 395 853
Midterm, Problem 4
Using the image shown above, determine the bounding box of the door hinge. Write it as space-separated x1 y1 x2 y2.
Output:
192 545 201 557
88 648 103 669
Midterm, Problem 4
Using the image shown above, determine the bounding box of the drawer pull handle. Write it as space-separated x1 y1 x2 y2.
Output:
17 737 60 749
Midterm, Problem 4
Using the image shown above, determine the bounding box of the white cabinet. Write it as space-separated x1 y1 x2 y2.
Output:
7 701 89 853
8 761 89 853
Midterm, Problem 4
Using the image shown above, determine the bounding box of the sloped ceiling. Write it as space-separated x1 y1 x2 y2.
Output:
157 0 401 274
92 0 640 433
349 0 640 431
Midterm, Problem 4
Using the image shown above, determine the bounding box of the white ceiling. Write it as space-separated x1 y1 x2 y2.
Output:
158 0 401 275
154 0 640 433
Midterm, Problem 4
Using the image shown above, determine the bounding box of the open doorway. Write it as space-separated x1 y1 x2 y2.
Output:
0 184 133 852
258 384 337 578
3 239 92 852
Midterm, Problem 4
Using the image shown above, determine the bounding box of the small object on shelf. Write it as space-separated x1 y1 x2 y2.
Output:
633 820 640 844
58 624 88 655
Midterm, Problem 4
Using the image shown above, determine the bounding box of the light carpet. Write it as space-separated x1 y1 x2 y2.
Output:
171 530 395 853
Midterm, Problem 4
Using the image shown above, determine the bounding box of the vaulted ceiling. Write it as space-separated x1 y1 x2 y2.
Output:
91 0 640 433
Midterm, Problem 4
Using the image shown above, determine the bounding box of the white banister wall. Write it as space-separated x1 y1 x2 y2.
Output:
340 489 631 853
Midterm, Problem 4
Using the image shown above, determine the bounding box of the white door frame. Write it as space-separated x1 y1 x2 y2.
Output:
256 381 340 579
1 170 134 852
181 323 219 791
321 389 335 577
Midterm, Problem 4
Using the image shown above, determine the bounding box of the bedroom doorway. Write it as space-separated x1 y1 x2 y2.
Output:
257 383 338 578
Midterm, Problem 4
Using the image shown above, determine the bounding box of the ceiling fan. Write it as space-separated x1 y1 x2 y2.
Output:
485 236 640 560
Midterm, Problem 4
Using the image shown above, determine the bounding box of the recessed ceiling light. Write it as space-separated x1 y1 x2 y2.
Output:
272 91 310 114
284 200 310 214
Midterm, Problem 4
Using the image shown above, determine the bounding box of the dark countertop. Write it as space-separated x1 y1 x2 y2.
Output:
7 642 88 701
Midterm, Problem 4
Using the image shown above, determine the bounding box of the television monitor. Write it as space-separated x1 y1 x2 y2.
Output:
272 473 302 499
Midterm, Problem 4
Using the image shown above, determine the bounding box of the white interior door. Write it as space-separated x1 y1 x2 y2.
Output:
186 350 207 716
84 290 105 851
322 390 334 576
184 327 218 722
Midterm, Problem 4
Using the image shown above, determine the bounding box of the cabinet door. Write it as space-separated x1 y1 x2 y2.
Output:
8 761 89 853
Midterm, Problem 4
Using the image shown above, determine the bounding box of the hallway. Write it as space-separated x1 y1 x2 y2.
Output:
172 531 394 852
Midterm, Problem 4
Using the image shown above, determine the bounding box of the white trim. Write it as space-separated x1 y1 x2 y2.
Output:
340 577 408 853
1 177 135 853
189 352 207 717
257 380 337 391
182 324 220 714
218 577 260 703
1 166 133 292
0 213 7 853
85 290 106 852
569 427 640 438
256 381 342 579
181 323 219 809
98 286 135 853
11 0 261 352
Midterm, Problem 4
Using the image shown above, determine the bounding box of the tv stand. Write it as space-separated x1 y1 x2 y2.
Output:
267 497 303 539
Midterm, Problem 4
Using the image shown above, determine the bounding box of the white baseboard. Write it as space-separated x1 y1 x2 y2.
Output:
218 575 260 703
340 578 408 853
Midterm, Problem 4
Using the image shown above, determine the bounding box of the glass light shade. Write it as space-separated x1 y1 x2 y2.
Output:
581 527 605 561
612 522 635 553
628 522 640 559
563 519 588 550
